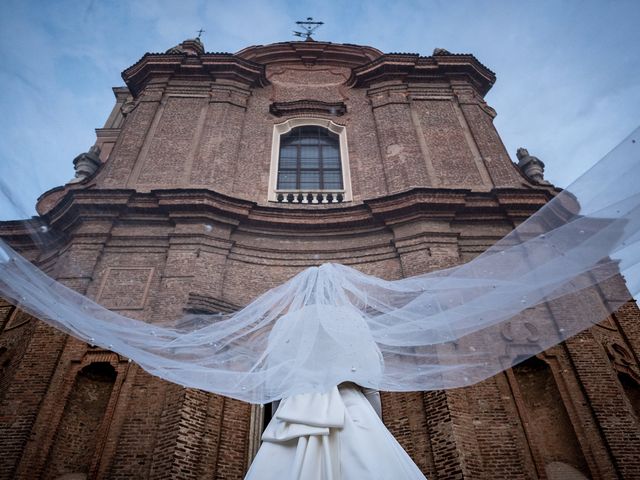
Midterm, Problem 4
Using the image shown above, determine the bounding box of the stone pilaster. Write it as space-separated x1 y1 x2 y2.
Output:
368 83 430 193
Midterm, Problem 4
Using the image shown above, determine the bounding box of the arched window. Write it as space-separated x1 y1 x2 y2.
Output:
277 126 343 191
269 119 351 204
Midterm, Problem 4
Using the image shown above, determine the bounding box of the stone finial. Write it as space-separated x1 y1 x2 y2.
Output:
69 145 101 184
433 48 451 56
516 148 550 184
165 38 205 56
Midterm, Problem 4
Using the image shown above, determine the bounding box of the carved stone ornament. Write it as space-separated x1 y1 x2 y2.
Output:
165 38 205 56
432 48 451 56
68 145 101 184
516 147 551 185
605 341 640 379
500 321 541 344
120 100 136 117
269 100 347 117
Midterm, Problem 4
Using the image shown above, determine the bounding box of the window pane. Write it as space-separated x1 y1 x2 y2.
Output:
277 172 297 189
280 145 297 158
277 125 343 193
300 171 320 182
300 171 320 189
323 158 340 169
300 146 320 169
279 156 297 169
322 145 340 169
318 133 339 145
323 171 343 189
300 146 319 159
299 136 318 145
322 145 339 157
299 126 320 137
301 160 320 170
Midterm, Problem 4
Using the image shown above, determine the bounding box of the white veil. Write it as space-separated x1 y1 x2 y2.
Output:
0 128 639 404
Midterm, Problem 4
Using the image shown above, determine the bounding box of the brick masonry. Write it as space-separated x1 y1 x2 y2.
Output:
1 39 639 479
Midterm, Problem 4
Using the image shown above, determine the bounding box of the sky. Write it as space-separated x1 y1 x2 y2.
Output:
0 0 639 219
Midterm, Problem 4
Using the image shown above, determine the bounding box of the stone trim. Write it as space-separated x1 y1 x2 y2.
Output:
184 293 240 315
267 118 353 204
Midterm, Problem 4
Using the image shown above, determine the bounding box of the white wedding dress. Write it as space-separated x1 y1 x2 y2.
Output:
245 383 427 480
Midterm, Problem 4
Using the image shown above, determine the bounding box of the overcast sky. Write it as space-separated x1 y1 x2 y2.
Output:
0 0 639 219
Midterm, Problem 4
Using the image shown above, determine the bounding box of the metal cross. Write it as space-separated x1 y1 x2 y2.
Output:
293 17 323 41
196 29 205 39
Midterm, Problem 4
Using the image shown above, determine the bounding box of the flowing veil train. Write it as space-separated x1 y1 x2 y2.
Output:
0 127 639 478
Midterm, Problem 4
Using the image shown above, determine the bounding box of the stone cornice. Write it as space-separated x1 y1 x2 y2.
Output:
236 41 382 67
0 219 45 256
121 42 495 97
348 53 496 96
122 53 269 97
1 187 555 248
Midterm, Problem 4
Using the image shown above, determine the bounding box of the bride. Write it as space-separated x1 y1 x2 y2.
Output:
0 128 638 479
245 383 427 480
245 303 427 479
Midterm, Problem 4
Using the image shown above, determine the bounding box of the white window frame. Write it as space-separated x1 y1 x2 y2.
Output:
268 118 352 203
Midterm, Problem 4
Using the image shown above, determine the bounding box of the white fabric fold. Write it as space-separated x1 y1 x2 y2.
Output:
262 386 345 442
246 384 427 480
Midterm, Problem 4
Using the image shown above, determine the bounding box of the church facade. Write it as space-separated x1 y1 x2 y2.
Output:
1 38 639 479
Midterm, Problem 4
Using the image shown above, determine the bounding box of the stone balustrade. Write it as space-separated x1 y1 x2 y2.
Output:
275 190 345 204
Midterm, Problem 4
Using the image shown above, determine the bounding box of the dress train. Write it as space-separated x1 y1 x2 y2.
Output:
245 383 427 480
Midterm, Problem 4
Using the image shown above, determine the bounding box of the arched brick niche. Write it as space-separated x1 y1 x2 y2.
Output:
618 373 640 422
42 362 117 480
512 357 590 479
0 304 35 403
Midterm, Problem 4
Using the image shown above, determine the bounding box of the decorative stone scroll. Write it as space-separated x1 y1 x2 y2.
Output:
269 100 347 117
604 341 640 380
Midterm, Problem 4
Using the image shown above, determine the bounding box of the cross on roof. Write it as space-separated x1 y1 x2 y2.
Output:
196 28 205 39
293 17 323 41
